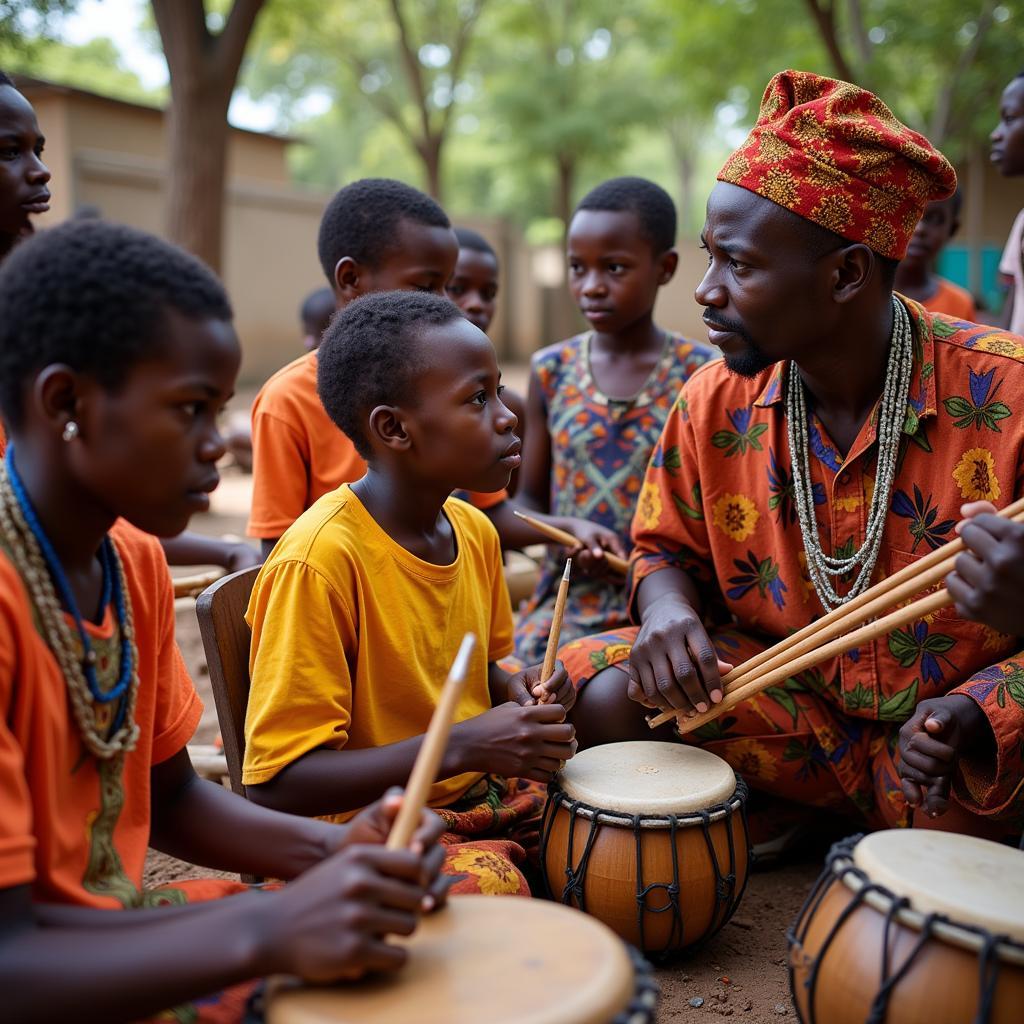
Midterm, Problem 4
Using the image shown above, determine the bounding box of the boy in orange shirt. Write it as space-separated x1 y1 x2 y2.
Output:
244 291 578 896
894 190 978 321
0 220 446 1022
248 178 462 554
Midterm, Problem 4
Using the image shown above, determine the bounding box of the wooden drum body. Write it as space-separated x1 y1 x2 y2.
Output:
267 895 657 1024
789 831 1024 1024
541 742 750 957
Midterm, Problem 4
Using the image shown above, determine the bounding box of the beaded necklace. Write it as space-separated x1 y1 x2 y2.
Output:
786 295 914 612
0 447 139 758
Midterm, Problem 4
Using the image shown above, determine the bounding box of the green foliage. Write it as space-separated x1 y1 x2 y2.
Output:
0 33 160 104
5 0 1019 229
0 0 78 52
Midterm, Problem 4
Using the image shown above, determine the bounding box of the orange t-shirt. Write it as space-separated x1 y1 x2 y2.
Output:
922 277 978 322
0 519 202 907
247 350 506 539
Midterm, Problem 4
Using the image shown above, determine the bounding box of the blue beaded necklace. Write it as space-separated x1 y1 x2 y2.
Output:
5 446 133 731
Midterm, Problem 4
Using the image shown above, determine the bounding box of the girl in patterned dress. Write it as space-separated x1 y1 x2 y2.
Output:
515 177 716 664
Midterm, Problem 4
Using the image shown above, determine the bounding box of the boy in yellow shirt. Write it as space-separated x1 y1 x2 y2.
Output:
244 291 578 895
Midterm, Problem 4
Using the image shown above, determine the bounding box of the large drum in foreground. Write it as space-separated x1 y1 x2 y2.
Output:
267 895 658 1024
541 741 750 957
788 830 1024 1024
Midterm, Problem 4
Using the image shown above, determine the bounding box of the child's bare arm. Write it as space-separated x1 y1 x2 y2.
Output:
250 701 577 818
149 747 340 879
159 531 262 572
0 842 433 1024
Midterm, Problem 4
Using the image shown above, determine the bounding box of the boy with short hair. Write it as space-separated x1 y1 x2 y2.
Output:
243 291 578 895
894 190 977 320
247 178 468 555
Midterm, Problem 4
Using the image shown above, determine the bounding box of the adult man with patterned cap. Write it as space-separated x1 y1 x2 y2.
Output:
561 70 1024 838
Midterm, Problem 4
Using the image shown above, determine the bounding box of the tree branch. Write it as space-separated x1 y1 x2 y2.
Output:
802 0 857 83
929 1 996 146
439 0 487 137
214 0 268 82
387 0 431 143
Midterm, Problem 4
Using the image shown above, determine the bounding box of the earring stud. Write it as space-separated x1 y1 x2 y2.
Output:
62 420 79 442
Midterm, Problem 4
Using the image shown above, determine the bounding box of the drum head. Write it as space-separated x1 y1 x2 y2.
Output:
557 741 736 815
852 830 1024 943
267 896 636 1024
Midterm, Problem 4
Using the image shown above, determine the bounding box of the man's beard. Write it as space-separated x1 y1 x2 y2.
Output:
704 314 775 378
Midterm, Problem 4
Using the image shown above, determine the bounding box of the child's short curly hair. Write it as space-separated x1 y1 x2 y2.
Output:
317 178 450 285
574 176 677 254
317 290 464 460
0 220 232 429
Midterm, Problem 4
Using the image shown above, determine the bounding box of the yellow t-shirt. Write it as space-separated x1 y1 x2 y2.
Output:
242 484 514 816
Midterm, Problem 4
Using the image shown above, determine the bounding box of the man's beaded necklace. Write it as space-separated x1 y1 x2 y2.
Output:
0 448 139 759
785 295 914 612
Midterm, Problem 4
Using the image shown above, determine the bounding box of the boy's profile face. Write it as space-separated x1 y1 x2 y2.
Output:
446 248 499 333
991 77 1024 177
67 310 240 537
903 198 958 271
567 209 675 335
0 86 50 241
400 317 519 494
349 219 459 298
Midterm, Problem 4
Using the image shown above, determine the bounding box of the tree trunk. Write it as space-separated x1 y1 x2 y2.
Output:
419 134 444 203
163 75 234 271
152 0 267 273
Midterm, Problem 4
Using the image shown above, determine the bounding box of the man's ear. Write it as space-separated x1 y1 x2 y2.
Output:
367 404 411 452
829 243 875 305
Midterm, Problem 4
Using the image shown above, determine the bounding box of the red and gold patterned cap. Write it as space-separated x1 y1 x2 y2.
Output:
717 69 956 260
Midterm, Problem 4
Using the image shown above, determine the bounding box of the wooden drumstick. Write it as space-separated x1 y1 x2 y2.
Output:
512 509 629 575
538 559 572 703
386 633 476 850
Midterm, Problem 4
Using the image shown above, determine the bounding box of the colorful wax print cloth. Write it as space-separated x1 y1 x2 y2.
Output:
514 331 715 664
435 774 547 896
563 301 1024 826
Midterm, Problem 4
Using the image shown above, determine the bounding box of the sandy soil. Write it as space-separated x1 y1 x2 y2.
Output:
151 443 827 1022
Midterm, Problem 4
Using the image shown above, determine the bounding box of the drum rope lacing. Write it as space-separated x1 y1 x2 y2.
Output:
540 775 751 960
787 835 1012 1024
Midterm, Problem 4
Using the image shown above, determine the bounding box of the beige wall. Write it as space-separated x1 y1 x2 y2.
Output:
22 84 328 386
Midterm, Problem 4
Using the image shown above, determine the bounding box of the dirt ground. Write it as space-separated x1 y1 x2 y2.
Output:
154 441 825 1022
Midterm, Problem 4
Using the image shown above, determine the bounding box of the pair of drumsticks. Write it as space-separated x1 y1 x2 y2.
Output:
387 557 573 849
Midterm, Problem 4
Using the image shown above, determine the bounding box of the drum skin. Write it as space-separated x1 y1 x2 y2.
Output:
267 895 650 1024
789 834 1024 1024
542 794 749 954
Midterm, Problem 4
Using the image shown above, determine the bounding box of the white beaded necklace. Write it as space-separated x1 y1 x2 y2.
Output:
786 295 914 612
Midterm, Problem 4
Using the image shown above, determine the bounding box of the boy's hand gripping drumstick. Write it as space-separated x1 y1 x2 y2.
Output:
386 633 476 850
538 559 572 703
512 509 629 575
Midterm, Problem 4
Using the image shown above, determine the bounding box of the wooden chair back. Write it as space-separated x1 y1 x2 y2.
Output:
195 566 260 800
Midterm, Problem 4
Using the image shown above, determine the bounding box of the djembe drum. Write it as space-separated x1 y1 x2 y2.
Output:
266 895 658 1024
540 741 750 957
788 830 1024 1023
